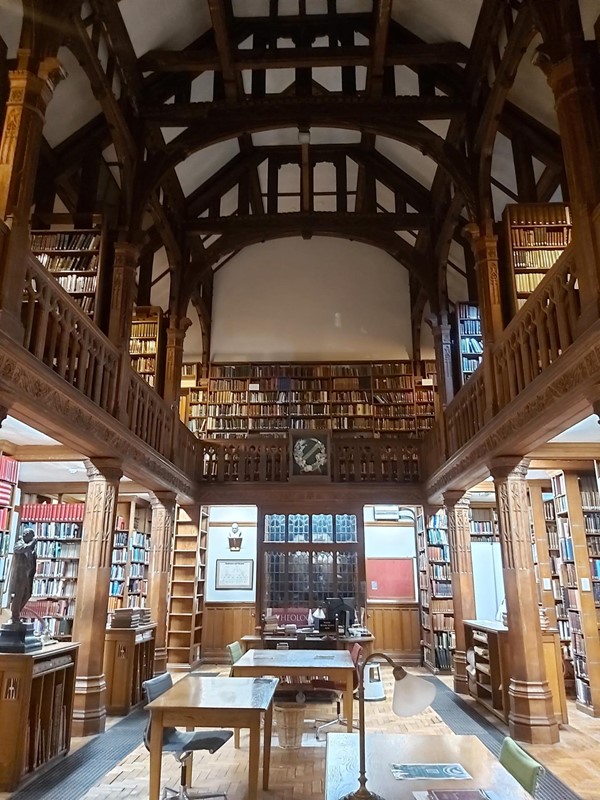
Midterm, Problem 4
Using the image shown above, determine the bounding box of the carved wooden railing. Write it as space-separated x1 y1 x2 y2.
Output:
22 255 120 415
494 246 580 410
444 366 487 455
20 253 201 477
199 436 421 482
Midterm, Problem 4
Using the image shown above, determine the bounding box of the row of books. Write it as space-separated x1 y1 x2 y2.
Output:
130 321 159 338
458 318 482 336
460 337 484 355
36 540 80 559
510 227 571 246
0 506 10 530
35 560 78 578
32 578 76 597
20 505 85 523
31 231 100 251
129 339 157 354
38 252 99 273
0 455 19 484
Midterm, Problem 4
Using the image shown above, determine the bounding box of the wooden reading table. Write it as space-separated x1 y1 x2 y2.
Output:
232 648 355 731
147 676 278 800
325 733 531 799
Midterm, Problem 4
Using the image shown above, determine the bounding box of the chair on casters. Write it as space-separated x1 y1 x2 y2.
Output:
314 643 363 741
143 674 233 800
499 736 545 797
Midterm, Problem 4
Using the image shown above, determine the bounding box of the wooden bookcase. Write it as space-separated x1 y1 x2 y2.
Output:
109 498 152 613
186 360 437 439
30 217 104 321
464 620 510 721
503 203 572 314
20 503 85 640
454 302 483 384
166 505 206 669
0 455 19 605
0 642 78 791
129 306 165 393
417 508 454 673
551 471 600 715
103 623 156 715
469 504 498 542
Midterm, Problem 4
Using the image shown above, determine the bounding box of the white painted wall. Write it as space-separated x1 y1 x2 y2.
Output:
209 237 414 362
206 505 258 603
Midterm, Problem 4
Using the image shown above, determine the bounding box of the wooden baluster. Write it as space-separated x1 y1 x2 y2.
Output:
554 286 572 350
546 303 560 360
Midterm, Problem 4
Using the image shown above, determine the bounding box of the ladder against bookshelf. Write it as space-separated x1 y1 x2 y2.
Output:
30 218 104 321
129 306 165 393
188 360 437 440
0 455 20 605
454 302 483 384
0 642 79 791
20 503 85 640
166 506 205 669
417 508 454 673
503 203 572 314
551 471 600 715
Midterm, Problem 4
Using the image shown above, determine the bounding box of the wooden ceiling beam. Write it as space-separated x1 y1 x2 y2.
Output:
138 41 469 73
185 211 431 234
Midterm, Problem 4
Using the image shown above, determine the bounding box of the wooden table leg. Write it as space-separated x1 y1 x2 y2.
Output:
234 728 240 748
344 671 354 732
248 718 260 800
149 712 162 800
262 703 273 790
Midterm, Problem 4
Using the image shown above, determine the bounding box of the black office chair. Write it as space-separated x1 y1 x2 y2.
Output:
313 642 362 740
143 674 233 800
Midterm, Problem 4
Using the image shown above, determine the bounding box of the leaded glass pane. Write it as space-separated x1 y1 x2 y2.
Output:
311 550 335 603
263 550 286 606
288 513 309 542
265 513 286 542
336 552 358 601
335 514 357 542
312 514 333 543
288 551 310 607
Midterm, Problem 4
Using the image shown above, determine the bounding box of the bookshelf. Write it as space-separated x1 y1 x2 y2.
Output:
185 360 437 439
464 621 510 722
454 302 483 384
551 471 600 715
0 455 19 605
20 503 85 640
109 499 151 613
503 203 572 313
129 306 165 393
417 508 454 673
166 505 206 669
469 505 498 542
30 220 104 321
0 643 79 791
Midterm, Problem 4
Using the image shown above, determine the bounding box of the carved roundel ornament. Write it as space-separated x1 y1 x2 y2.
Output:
293 437 328 473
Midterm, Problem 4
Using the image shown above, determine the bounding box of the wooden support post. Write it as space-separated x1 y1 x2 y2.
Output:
0 58 63 339
108 242 139 351
490 457 559 743
72 458 122 736
148 491 177 674
528 480 557 628
164 317 192 409
443 491 475 694
429 314 454 408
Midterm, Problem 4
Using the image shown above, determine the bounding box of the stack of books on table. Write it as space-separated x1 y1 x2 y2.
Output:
110 608 140 628
138 608 152 625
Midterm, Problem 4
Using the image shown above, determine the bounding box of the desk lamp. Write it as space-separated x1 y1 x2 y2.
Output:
340 652 436 800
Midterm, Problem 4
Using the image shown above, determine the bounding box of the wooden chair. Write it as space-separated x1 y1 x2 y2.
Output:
143 674 232 800
314 643 362 740
499 736 544 796
226 641 244 746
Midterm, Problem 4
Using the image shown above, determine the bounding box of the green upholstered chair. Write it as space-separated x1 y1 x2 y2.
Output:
499 736 544 796
226 641 244 671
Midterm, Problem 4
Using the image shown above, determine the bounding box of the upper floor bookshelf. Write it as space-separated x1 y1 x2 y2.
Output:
503 203 572 314
30 214 105 322
181 360 437 439
453 302 483 384
129 306 165 393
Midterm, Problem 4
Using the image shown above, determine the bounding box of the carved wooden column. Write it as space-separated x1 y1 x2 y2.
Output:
490 457 559 743
72 458 122 736
108 242 139 351
429 314 454 408
443 491 475 695
464 221 503 419
148 491 176 674
0 57 63 339
164 317 192 409
0 404 8 428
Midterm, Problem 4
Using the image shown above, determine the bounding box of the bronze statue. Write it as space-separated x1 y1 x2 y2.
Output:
8 528 37 624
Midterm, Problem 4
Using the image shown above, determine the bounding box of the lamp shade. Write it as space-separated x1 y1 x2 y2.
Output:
391 670 436 717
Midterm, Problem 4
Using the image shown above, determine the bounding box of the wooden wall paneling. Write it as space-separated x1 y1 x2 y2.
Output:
202 603 257 662
366 602 421 663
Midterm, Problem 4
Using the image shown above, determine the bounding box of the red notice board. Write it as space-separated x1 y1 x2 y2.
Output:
366 557 416 600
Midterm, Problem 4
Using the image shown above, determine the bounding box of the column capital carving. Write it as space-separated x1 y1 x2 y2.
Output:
443 490 470 509
84 457 123 483
166 317 192 344
113 241 140 270
149 490 177 510
489 456 530 482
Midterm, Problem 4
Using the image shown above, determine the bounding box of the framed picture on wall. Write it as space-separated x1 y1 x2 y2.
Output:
289 430 331 480
215 558 254 590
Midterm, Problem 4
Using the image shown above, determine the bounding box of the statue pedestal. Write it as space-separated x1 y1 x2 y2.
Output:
0 621 42 653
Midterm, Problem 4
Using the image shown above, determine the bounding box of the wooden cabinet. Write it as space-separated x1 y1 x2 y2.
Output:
166 506 206 669
503 203 571 314
0 642 78 791
103 623 156 715
129 306 165 393
464 620 510 721
30 218 105 321
185 360 437 439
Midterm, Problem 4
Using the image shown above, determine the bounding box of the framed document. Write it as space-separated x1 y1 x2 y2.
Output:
215 559 254 590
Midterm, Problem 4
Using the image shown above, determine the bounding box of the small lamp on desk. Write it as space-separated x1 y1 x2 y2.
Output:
339 652 436 800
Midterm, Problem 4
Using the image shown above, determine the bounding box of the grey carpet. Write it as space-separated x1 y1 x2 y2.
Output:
428 674 583 800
